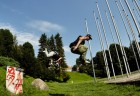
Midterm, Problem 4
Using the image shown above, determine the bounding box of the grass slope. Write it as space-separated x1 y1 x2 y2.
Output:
0 67 140 96
67 72 94 83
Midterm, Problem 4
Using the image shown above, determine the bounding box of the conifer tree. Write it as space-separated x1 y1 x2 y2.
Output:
47 35 56 51
36 33 49 79
55 33 67 68
12 36 23 65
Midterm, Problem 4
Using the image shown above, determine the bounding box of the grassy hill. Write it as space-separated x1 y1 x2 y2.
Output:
67 72 94 83
1 67 140 96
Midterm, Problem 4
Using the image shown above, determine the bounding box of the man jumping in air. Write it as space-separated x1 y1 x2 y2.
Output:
69 34 92 64
43 48 62 66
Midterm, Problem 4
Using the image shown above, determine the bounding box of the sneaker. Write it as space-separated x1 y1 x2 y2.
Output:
85 59 90 64
16 68 24 72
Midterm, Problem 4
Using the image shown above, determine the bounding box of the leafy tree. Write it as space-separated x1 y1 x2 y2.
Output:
94 51 107 77
109 44 124 75
129 41 140 71
0 29 14 57
72 65 77 71
21 42 36 77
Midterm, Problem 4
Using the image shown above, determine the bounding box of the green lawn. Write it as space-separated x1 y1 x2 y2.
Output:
0 67 140 96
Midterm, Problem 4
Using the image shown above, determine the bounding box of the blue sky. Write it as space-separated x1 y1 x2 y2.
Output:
0 0 139 66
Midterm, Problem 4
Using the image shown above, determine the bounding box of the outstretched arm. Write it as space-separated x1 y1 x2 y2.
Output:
56 57 62 63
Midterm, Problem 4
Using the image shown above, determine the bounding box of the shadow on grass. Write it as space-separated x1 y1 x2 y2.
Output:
110 80 140 86
49 93 65 96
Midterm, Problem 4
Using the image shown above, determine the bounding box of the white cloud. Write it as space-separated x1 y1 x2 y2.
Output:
63 46 70 52
0 23 39 47
0 23 17 34
17 33 39 46
28 20 64 33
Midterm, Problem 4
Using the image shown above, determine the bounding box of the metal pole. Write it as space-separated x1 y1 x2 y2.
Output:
105 0 129 77
85 18 96 83
119 0 140 60
133 0 140 12
93 12 111 80
124 0 140 36
115 1 131 75
132 9 140 25
115 1 140 72
105 11 124 76
132 0 140 17
96 2 116 79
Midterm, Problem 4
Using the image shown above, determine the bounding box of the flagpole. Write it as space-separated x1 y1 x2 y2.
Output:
93 12 111 80
85 18 96 83
96 2 116 79
105 0 129 77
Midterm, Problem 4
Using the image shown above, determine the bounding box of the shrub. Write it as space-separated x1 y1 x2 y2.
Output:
62 72 70 82
0 56 20 68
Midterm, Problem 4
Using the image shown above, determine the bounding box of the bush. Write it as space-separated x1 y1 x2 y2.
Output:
62 72 70 82
0 56 20 68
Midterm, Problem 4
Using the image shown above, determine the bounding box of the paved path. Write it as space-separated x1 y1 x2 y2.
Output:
104 72 140 84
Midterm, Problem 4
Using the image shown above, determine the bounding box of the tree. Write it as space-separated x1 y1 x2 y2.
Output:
12 35 23 65
109 44 124 75
72 65 77 71
36 33 49 79
55 33 67 68
21 42 36 77
129 41 140 71
0 29 14 57
36 33 70 82
48 35 56 51
94 51 107 77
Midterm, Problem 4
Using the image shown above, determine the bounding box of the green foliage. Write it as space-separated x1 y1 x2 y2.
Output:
21 42 36 77
0 67 12 95
55 33 67 68
48 35 56 51
60 69 70 82
37 33 51 80
129 41 140 71
0 29 14 57
72 65 77 71
0 56 19 68
12 45 23 65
